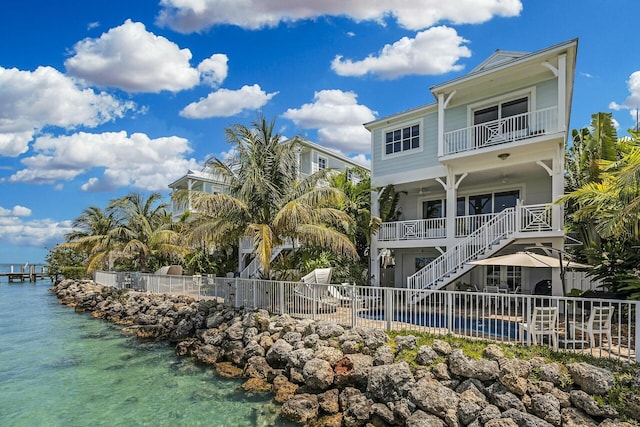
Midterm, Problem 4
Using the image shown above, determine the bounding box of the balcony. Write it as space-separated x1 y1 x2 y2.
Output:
443 107 558 156
377 203 555 243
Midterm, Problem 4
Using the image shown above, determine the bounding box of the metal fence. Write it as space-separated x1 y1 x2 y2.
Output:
94 271 639 363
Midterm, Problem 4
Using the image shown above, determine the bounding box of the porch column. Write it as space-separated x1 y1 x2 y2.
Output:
557 53 567 132
552 144 564 231
437 93 444 157
370 190 381 287
444 168 456 244
551 238 564 296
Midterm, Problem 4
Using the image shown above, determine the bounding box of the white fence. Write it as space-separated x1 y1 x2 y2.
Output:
94 271 638 363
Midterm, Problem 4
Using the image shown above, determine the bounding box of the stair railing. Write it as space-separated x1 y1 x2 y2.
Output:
407 207 516 290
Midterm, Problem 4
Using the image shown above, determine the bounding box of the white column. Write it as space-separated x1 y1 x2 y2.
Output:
444 168 456 244
370 190 381 287
557 53 567 132
552 144 564 231
437 93 445 157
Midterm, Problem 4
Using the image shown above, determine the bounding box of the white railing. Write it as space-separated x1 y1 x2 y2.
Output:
407 208 516 291
455 213 496 237
92 271 639 363
379 204 554 244
378 218 446 241
444 107 558 155
519 203 553 231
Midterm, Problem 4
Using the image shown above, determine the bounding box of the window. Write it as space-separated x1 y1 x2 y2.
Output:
385 124 420 155
473 97 529 145
317 156 327 170
422 199 444 219
459 190 520 216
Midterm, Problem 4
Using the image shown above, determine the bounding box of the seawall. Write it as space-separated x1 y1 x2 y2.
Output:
51 279 640 426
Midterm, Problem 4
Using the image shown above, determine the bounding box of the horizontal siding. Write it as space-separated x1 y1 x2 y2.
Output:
372 112 439 179
534 79 557 109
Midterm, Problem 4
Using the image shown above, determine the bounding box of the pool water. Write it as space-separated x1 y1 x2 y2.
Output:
359 310 520 339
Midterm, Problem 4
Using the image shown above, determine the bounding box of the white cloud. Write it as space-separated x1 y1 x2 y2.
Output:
0 205 32 217
65 20 227 93
610 71 640 124
348 153 371 168
332 26 470 79
157 0 522 32
0 66 135 157
180 84 278 118
5 131 199 192
198 54 229 87
283 89 376 154
0 215 73 250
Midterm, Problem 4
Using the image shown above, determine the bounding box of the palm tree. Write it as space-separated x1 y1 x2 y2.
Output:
176 115 358 277
108 192 187 271
61 205 120 273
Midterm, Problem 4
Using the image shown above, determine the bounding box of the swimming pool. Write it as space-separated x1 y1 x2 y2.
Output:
358 310 520 340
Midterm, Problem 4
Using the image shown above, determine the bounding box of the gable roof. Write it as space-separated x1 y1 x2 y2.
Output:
471 50 528 73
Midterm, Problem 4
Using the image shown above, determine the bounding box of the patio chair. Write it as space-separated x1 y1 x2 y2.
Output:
483 285 502 307
294 268 337 312
519 306 559 350
569 305 614 347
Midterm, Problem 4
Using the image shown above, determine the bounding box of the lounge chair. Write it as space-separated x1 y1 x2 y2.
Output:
519 306 559 350
328 284 380 309
293 268 337 313
569 306 614 347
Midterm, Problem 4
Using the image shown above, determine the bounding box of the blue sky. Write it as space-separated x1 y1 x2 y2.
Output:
1 0 639 263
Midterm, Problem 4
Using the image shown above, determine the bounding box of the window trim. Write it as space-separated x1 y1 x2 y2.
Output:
317 155 328 171
382 118 424 160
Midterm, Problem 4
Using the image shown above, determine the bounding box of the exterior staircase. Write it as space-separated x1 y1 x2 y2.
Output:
407 207 518 302
239 245 287 279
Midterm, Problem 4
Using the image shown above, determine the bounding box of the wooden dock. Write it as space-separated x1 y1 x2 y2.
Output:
0 264 47 283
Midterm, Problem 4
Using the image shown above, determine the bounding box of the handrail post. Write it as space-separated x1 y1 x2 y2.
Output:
635 301 640 363
279 281 285 315
385 288 393 331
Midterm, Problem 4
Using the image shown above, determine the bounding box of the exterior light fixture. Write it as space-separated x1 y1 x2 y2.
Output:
498 153 510 160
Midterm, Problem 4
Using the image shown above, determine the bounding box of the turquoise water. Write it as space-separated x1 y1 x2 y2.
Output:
0 279 290 426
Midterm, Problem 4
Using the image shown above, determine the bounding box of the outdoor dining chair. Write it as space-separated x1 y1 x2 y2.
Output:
519 306 559 350
568 305 614 347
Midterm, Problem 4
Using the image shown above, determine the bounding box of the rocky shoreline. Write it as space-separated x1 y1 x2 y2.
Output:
52 279 640 426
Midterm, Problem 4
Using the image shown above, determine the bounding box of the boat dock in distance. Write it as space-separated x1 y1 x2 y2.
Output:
0 264 47 283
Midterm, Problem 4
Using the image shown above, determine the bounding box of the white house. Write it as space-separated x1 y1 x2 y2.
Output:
169 137 369 277
366 39 578 296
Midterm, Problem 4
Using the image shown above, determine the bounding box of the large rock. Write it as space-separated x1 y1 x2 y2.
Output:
314 346 344 366
405 409 445 427
334 354 373 388
302 358 334 391
281 393 319 424
367 361 415 402
265 338 293 368
569 390 618 418
448 349 499 381
559 407 598 427
502 408 554 427
409 377 460 417
487 383 525 412
416 345 439 366
315 321 345 339
394 335 417 351
566 362 616 395
530 393 562 426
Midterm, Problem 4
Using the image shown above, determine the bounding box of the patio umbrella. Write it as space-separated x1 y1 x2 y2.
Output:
468 251 591 269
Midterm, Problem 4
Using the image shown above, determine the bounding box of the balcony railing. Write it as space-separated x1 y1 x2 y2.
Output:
443 107 558 155
378 218 446 241
378 203 554 243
